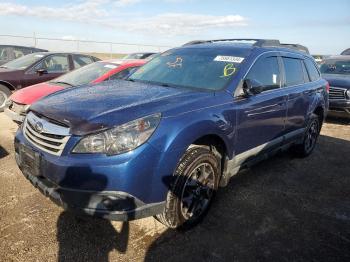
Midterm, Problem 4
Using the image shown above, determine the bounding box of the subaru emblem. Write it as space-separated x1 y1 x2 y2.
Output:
35 122 44 133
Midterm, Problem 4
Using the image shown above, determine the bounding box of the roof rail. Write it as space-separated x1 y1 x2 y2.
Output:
183 39 280 47
280 43 309 54
183 38 310 54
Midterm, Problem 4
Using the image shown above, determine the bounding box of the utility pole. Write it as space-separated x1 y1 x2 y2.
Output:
33 32 37 47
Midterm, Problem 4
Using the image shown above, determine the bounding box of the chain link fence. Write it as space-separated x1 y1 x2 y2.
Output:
0 34 172 59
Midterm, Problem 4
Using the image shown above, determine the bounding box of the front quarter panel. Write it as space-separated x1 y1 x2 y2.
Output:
146 94 237 201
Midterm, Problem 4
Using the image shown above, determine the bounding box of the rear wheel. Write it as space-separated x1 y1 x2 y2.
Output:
156 146 220 229
0 85 11 112
293 113 320 157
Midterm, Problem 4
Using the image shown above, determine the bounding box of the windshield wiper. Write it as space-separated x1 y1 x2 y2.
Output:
0 66 7 69
53 81 73 87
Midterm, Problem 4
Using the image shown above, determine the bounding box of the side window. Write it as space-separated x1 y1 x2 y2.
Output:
282 57 304 86
107 67 139 80
246 56 281 91
0 47 10 60
35 55 69 73
301 61 310 83
12 47 26 59
73 55 94 69
304 58 320 82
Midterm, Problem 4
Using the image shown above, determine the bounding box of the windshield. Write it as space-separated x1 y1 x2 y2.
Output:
129 48 247 90
124 53 152 59
2 53 45 69
320 59 350 75
52 62 119 86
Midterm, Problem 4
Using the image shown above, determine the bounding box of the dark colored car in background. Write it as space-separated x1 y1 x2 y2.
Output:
320 55 350 118
0 45 47 66
341 48 350 55
14 39 328 229
5 59 146 123
0 52 100 111
123 52 156 60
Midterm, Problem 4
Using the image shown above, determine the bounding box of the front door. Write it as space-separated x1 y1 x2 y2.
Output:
234 54 287 163
23 54 70 87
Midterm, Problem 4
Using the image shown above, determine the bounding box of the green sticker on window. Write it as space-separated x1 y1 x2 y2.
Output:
220 64 236 78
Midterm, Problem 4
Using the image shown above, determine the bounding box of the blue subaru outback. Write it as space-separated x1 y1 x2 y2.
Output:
14 39 329 228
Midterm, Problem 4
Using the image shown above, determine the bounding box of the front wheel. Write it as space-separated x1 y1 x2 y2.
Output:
156 146 220 229
0 85 12 112
292 113 321 157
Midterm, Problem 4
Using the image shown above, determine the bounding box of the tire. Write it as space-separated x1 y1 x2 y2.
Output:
156 146 220 229
0 85 12 112
292 113 321 157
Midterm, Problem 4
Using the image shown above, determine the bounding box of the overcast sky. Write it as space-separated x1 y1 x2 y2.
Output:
0 0 349 54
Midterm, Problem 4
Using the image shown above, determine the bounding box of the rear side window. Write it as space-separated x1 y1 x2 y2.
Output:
282 58 304 86
304 58 320 82
246 56 281 91
73 55 94 69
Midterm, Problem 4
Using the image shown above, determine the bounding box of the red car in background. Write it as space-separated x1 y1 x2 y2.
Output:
5 59 146 123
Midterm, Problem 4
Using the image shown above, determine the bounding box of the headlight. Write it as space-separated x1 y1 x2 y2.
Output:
5 99 12 107
72 113 161 155
346 89 350 99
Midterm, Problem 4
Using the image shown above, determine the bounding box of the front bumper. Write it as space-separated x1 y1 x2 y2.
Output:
328 99 350 118
19 169 165 221
4 107 25 123
14 129 168 221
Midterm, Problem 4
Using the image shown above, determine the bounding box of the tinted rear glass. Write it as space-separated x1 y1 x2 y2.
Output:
130 48 249 91
283 58 304 86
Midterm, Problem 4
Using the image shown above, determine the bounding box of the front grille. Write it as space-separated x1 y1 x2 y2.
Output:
23 112 70 156
329 87 347 100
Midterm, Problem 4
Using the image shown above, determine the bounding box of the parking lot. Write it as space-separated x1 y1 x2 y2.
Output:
0 112 349 261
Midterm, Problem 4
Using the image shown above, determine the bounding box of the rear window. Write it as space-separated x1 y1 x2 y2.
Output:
283 58 304 86
304 58 320 81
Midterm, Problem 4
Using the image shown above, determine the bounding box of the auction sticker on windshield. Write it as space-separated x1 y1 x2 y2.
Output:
214 56 244 63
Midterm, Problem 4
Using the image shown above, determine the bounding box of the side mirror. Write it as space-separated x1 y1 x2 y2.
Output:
243 79 263 96
36 69 48 76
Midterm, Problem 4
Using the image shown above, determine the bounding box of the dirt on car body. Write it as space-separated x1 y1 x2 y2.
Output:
0 113 349 261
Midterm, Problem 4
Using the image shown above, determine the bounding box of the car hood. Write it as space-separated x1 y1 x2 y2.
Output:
10 82 65 105
322 74 350 89
30 80 213 136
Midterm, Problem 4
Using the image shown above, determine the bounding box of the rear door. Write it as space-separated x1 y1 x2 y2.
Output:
235 52 287 158
281 53 313 135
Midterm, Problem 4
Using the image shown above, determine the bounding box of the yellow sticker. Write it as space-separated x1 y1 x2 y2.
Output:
167 57 183 68
221 64 236 77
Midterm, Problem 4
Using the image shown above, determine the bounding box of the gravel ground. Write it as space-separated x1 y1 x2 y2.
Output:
0 112 349 262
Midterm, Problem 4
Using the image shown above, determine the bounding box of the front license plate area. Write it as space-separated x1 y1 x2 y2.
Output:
19 144 41 177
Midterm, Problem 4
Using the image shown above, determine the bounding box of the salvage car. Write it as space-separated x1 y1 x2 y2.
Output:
0 52 99 111
320 55 350 118
341 48 350 55
5 59 146 123
0 45 47 66
14 39 328 229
